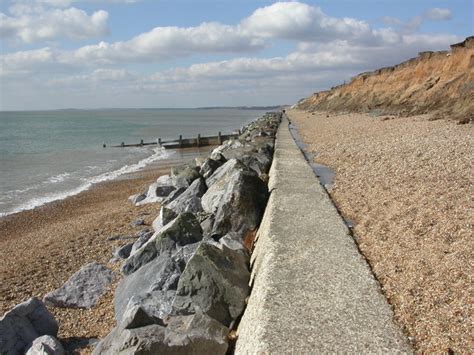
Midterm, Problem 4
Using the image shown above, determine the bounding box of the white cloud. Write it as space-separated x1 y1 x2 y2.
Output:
241 2 373 43
0 6 109 43
424 8 452 21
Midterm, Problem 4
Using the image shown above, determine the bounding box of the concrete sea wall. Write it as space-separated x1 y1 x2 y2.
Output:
236 115 412 353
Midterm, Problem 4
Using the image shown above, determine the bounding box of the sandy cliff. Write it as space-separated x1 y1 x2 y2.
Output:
296 36 474 123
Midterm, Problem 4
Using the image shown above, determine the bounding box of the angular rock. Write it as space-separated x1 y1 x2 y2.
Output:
128 193 146 205
93 313 228 355
130 230 154 256
172 242 250 326
166 178 207 215
114 243 133 259
202 169 267 236
205 158 251 188
171 165 201 188
122 212 203 275
25 335 65 355
130 218 145 227
152 206 177 233
116 254 181 323
161 187 186 205
209 152 227 164
121 290 176 324
199 158 223 179
137 175 176 205
0 298 59 355
43 263 115 309
239 152 272 176
93 324 166 355
121 305 163 330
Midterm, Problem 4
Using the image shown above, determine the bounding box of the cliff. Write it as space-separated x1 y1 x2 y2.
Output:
295 36 474 123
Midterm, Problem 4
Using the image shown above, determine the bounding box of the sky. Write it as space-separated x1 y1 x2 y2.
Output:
0 0 472 110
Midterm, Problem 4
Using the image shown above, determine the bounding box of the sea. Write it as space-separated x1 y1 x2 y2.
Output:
0 108 267 217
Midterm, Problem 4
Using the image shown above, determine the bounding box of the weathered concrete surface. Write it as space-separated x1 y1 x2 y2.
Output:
235 115 412 353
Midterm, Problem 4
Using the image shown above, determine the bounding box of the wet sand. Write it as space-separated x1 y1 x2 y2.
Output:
0 147 214 351
288 109 473 353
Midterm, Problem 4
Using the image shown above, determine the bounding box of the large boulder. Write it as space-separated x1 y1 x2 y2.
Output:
199 158 224 180
116 242 201 325
172 242 250 326
130 230 154 256
93 313 228 355
201 169 268 237
152 206 177 233
115 254 181 323
239 152 272 176
43 263 115 309
137 175 175 205
165 178 207 215
25 335 65 355
122 212 203 275
128 193 146 205
161 187 186 205
171 165 201 188
0 298 59 355
204 158 251 188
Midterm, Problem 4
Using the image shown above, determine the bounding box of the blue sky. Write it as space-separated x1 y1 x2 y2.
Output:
0 0 472 110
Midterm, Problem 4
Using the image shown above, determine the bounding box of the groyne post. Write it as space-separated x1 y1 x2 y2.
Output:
218 131 222 145
140 139 144 146
179 135 183 148
158 138 162 146
121 142 125 147
197 134 201 147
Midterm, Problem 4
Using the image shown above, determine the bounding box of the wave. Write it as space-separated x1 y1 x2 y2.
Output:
0 147 174 218
46 172 71 184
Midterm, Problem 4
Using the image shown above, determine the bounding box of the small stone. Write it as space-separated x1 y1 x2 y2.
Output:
25 335 65 355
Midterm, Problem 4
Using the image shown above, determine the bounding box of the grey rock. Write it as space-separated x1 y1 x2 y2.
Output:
202 169 268 237
43 263 115 309
121 305 163 330
219 232 247 252
166 178 207 215
200 214 215 238
199 158 223 179
137 175 176 205
116 254 180 323
161 187 186 205
173 242 250 326
122 212 202 275
93 324 166 355
239 152 272 176
152 206 177 233
171 165 201 188
94 313 228 355
171 242 200 270
130 218 145 227
0 298 59 355
122 290 176 324
130 230 154 256
209 152 227 164
114 243 133 259
204 158 251 188
25 335 65 355
128 193 146 205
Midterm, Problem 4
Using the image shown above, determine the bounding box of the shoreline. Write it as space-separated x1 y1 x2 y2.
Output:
288 109 473 353
0 146 215 349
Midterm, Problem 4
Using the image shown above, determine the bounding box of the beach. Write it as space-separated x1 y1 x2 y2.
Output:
0 147 215 350
288 109 473 353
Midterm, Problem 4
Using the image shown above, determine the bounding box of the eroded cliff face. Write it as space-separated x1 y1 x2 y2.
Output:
296 37 474 123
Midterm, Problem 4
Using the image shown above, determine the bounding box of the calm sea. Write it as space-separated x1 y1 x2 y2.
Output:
0 108 266 216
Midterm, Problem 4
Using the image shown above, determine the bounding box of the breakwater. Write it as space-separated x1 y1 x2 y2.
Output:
0 112 281 354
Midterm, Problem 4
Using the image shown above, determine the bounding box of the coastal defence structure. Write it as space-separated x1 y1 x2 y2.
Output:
111 132 239 149
235 115 412 352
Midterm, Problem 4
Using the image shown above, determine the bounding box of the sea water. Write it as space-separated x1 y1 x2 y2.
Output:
0 108 265 216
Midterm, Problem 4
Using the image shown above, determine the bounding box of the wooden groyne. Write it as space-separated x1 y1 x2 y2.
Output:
110 132 239 149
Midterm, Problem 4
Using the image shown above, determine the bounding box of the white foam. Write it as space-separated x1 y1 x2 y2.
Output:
46 172 71 183
0 147 175 217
